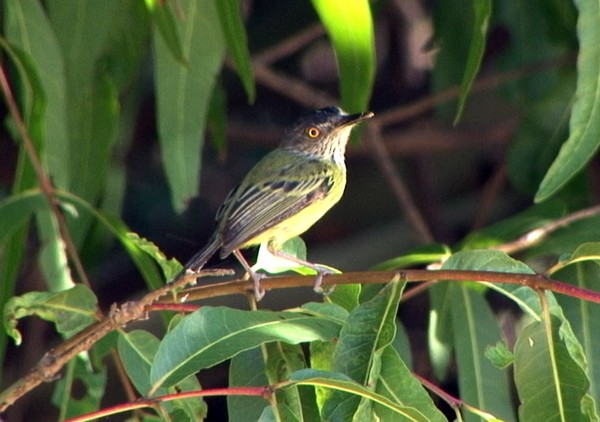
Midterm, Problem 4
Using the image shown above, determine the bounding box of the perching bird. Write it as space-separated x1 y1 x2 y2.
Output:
183 106 373 299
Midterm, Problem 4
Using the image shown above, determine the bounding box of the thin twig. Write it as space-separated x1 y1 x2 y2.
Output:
495 204 600 255
471 165 507 230
0 65 90 289
170 269 600 304
254 23 325 64
374 54 574 127
252 61 335 108
365 123 434 243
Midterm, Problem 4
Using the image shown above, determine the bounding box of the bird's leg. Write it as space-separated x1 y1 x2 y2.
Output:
233 249 266 300
267 244 335 294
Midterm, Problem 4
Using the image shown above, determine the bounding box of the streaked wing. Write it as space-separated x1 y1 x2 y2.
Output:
219 158 336 254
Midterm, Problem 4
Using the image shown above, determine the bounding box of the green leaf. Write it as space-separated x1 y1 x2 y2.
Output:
485 342 514 370
153 0 226 211
374 347 446 422
5 0 69 188
126 232 182 281
150 306 342 391
0 190 46 244
51 356 106 420
55 191 165 290
528 213 600 258
428 282 454 381
506 77 574 195
228 348 270 422
264 342 319 421
460 201 566 250
310 0 375 112
4 285 97 345
118 330 207 419
35 208 72 292
326 283 361 312
118 330 162 396
556 263 600 410
145 0 185 63
536 0 600 201
514 317 591 421
47 0 121 204
453 0 492 124
288 369 433 421
215 0 255 102
323 280 405 420
450 285 515 422
371 244 452 271
557 242 600 268
429 250 535 383
443 249 536 275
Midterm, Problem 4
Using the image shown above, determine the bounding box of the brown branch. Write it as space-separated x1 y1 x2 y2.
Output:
2 266 599 413
167 269 600 305
0 269 232 413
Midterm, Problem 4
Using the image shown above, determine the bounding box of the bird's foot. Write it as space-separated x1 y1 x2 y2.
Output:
245 270 266 301
313 266 336 295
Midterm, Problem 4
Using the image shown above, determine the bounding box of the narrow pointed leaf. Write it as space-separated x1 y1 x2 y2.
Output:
536 0 600 201
323 280 405 420
514 317 591 421
153 0 226 211
215 0 255 102
453 0 492 124
311 0 375 112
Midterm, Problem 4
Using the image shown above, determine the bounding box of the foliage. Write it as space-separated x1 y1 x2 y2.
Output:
1 0 600 421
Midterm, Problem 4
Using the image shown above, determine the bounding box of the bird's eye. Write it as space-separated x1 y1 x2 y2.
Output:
306 127 320 139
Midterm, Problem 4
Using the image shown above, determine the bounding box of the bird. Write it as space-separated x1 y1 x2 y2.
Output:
182 106 373 299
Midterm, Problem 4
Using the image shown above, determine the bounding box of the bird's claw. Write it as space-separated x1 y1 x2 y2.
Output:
313 267 336 295
247 270 266 301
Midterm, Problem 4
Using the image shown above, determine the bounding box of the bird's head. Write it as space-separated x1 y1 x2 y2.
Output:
281 106 374 161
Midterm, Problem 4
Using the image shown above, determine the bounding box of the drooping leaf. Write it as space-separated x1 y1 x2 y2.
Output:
4 284 97 345
215 0 255 102
450 285 515 422
145 0 186 63
126 232 182 281
536 0 600 201
311 0 375 112
153 0 226 211
5 0 69 188
228 348 270 422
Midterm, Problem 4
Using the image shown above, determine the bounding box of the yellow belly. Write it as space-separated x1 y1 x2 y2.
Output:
240 180 345 249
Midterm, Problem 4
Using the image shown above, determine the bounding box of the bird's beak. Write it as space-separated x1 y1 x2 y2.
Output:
338 111 374 127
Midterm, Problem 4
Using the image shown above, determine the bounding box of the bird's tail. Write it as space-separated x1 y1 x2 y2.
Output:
173 234 221 282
